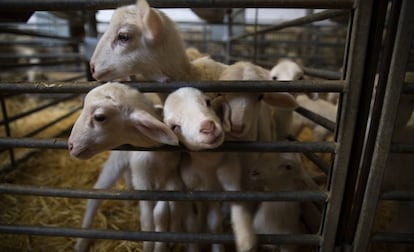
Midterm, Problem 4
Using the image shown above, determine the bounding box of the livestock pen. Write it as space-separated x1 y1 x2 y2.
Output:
0 0 413 252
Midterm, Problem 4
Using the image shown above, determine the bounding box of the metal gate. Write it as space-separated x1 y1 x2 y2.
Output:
0 0 413 251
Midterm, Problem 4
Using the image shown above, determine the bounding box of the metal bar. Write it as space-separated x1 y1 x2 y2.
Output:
295 106 336 132
0 53 81 60
353 0 414 251
390 143 414 153
230 10 349 42
0 106 81 155
0 224 322 245
338 0 397 244
225 9 233 65
0 96 16 168
0 94 79 126
0 80 346 94
320 0 376 251
303 67 342 80
0 41 77 47
0 0 354 11
0 124 79 175
371 233 414 244
0 60 82 70
381 191 414 201
0 27 81 42
0 184 327 202
0 138 336 153
288 135 331 174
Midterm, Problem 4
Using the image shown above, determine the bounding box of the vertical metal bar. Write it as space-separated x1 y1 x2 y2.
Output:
253 8 259 64
336 0 392 245
84 10 97 81
320 0 375 251
353 0 414 251
225 9 233 65
0 95 16 167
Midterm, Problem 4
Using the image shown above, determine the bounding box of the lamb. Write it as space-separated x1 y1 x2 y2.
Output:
68 82 178 159
163 87 256 252
249 152 318 252
218 61 298 142
268 59 308 140
68 82 185 252
90 0 227 101
269 58 304 82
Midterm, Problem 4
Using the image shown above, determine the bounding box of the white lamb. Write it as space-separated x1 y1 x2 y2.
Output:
218 61 298 142
268 59 309 140
68 82 185 252
90 0 227 101
270 59 304 82
249 153 318 252
163 87 256 252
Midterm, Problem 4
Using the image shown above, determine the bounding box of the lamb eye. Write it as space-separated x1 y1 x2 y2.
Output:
257 94 264 101
117 33 129 42
298 75 304 80
272 76 277 80
94 114 106 122
206 99 211 107
285 165 292 170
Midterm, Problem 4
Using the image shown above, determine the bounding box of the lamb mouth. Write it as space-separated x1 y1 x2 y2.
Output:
71 147 94 159
202 133 224 147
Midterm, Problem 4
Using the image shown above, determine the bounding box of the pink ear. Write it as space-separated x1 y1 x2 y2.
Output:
130 110 179 146
136 0 163 42
263 92 298 110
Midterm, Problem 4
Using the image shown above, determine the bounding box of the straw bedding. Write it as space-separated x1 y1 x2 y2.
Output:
0 93 394 252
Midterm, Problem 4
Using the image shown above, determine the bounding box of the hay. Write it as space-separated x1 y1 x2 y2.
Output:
0 149 142 252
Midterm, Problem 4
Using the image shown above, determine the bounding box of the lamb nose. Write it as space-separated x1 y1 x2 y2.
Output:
68 142 74 151
90 62 95 74
200 120 215 134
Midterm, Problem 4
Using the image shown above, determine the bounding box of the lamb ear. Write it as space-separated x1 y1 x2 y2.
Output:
136 0 163 42
263 92 298 110
130 110 179 146
212 96 231 132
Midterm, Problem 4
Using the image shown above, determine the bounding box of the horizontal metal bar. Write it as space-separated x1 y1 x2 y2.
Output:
0 184 327 202
0 224 322 245
0 137 337 153
372 232 414 244
303 67 342 80
295 106 336 132
231 9 349 42
381 190 414 201
0 80 346 94
390 143 414 153
0 27 80 42
287 135 331 174
0 60 82 70
0 94 79 125
0 107 81 155
0 53 81 60
0 0 354 11
0 41 77 47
